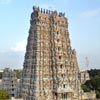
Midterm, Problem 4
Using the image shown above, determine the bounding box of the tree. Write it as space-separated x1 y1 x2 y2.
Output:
97 86 100 92
81 84 91 92
96 93 100 99
82 69 100 99
0 89 9 100
14 69 22 79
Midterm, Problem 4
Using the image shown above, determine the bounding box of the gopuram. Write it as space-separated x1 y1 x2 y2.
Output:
21 6 82 100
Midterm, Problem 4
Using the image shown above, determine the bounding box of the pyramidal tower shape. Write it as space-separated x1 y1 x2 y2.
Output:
22 6 82 100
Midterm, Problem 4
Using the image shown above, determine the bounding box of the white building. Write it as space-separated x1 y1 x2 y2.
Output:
80 70 90 84
2 68 18 98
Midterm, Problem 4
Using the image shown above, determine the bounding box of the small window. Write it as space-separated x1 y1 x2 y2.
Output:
59 56 61 59
61 74 63 78
63 84 66 88
62 93 67 99
60 64 63 68
57 39 60 42
58 47 60 50
12 89 14 91
55 93 57 96
12 94 14 97
55 22 57 25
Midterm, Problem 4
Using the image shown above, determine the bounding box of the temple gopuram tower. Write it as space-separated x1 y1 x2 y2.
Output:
22 6 82 100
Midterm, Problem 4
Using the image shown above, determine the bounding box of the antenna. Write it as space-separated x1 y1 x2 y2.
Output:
85 57 89 70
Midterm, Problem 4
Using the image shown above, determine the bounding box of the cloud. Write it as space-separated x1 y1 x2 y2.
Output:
0 51 24 69
10 40 27 52
0 0 13 4
80 9 100 18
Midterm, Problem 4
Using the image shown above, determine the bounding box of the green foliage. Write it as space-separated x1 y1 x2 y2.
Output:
82 69 100 99
81 84 91 92
88 69 100 78
96 93 100 98
85 80 93 90
14 69 22 79
97 86 100 92
0 89 9 100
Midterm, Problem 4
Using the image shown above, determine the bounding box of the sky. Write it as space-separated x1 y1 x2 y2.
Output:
0 0 100 70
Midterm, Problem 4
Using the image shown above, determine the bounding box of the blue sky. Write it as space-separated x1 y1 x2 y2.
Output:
0 0 100 69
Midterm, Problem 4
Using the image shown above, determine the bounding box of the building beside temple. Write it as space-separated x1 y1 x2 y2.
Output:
2 68 18 98
21 6 83 100
80 70 90 84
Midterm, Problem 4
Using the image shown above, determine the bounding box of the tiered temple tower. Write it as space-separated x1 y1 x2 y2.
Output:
22 6 81 100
